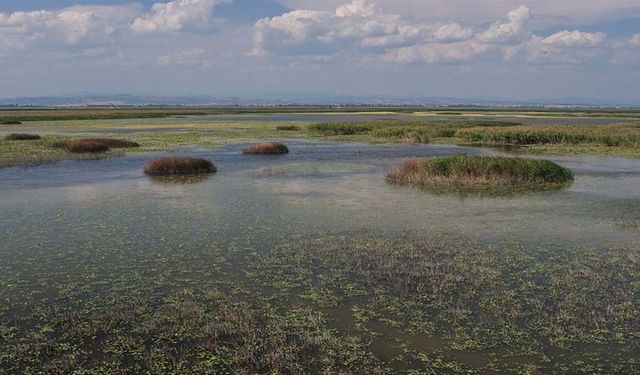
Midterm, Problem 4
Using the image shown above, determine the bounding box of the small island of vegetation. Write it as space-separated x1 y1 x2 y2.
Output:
387 154 574 189
242 142 289 154
144 157 216 175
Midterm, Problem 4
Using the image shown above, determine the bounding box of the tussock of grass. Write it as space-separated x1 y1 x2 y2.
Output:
53 137 139 150
456 124 640 147
4 133 41 141
387 155 574 188
144 157 216 175
276 125 300 131
1 120 22 125
64 140 111 153
242 142 289 154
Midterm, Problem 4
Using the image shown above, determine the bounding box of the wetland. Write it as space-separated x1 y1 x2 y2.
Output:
1 109 639 373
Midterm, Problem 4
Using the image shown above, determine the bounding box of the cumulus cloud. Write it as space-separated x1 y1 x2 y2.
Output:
253 0 476 57
508 30 607 63
0 5 137 51
132 0 228 33
629 34 640 47
475 5 531 44
253 1 624 65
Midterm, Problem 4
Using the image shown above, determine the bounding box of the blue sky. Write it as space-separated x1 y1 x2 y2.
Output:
1 0 639 101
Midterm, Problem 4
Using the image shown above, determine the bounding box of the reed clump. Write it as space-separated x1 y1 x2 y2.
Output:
5 133 41 140
242 142 289 154
387 155 574 188
64 140 111 153
53 137 139 150
456 124 640 146
144 157 216 175
276 125 300 131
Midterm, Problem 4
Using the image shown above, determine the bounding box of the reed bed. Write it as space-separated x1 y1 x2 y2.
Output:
387 155 574 188
309 120 522 142
242 142 289 154
456 124 640 146
144 157 216 175
309 123 373 135
4 133 41 140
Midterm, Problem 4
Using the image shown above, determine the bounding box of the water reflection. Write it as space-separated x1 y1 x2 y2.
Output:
146 173 214 185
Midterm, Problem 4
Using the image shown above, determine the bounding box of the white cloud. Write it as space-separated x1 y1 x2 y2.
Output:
514 31 607 63
132 0 227 33
254 0 477 56
0 5 137 50
253 1 621 66
157 48 217 67
475 5 531 44
541 30 605 47
629 34 640 47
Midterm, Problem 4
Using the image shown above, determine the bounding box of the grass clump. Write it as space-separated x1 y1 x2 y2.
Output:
53 137 139 150
144 157 216 175
4 133 41 141
387 154 574 189
309 122 373 135
64 140 111 153
1 120 21 125
242 142 289 154
276 125 300 131
456 124 640 147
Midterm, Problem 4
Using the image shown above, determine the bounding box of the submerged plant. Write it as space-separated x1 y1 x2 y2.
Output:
144 157 216 175
4 133 41 141
241 142 289 154
387 154 574 189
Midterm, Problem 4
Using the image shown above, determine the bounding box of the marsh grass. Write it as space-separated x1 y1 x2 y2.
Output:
456 124 640 147
242 142 289 154
387 155 574 189
144 157 216 175
309 120 522 143
4 133 41 140
309 123 373 135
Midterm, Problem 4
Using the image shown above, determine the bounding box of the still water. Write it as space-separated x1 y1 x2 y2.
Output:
1 140 639 372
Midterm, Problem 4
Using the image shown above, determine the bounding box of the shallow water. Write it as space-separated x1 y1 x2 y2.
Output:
1 140 638 248
1 140 639 372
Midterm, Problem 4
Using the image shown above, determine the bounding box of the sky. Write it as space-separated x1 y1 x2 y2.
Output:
1 0 639 101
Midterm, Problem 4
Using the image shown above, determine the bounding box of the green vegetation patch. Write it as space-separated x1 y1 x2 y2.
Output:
387 155 574 189
456 124 640 147
308 120 522 143
4 133 41 141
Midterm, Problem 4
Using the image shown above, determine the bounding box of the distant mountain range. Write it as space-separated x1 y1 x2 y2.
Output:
0 94 638 108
